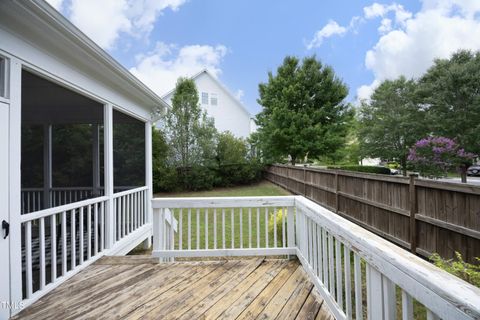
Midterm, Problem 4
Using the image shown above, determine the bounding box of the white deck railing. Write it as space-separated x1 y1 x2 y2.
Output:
19 186 150 305
21 186 140 214
152 196 480 320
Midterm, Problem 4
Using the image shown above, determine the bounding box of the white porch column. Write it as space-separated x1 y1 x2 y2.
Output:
104 104 114 248
43 124 52 208
9 57 23 312
92 124 100 197
144 121 153 249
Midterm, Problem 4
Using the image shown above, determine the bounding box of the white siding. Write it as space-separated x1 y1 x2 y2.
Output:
162 71 252 139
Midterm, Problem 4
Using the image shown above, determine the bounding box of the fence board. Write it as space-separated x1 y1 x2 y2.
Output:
265 165 480 262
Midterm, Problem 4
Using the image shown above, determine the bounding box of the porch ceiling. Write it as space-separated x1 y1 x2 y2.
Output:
12 256 333 320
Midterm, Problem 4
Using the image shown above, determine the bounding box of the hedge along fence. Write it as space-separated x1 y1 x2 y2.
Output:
265 164 480 263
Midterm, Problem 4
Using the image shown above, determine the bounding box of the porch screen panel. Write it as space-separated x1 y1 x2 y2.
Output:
113 109 146 192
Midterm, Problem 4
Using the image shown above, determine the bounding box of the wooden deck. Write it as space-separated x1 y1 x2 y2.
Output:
13 256 333 320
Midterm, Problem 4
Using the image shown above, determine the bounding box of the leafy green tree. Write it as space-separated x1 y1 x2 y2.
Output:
255 55 353 165
216 131 248 165
164 77 217 167
418 50 480 180
152 127 178 192
358 76 426 175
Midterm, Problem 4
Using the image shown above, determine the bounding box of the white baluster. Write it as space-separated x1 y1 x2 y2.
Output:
354 253 363 320
51 214 57 281
39 217 46 290
344 246 352 319
25 221 33 298
71 209 76 269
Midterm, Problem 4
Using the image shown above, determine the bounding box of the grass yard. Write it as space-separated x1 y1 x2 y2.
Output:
154 180 291 198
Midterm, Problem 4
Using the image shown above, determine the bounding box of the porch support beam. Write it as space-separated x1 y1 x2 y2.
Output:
9 56 23 315
104 104 114 248
144 121 153 249
43 124 52 209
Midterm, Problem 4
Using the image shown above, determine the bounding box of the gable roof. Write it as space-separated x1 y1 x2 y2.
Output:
162 69 252 118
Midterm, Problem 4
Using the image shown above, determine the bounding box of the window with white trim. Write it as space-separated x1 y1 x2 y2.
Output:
210 93 218 106
0 56 6 98
201 92 209 104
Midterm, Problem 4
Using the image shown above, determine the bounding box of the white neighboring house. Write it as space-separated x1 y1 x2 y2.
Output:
160 69 254 139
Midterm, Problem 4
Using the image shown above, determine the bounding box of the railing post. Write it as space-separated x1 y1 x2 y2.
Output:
409 174 418 254
152 207 161 261
287 205 295 249
104 104 114 249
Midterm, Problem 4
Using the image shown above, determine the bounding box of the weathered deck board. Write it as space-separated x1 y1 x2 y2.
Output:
12 256 333 320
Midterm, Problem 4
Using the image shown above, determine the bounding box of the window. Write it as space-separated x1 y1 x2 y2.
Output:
210 93 218 106
201 92 209 104
0 56 6 98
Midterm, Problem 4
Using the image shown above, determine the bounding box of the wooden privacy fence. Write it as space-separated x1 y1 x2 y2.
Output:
265 164 480 263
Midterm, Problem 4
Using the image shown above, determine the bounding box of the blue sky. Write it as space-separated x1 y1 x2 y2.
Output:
48 0 480 115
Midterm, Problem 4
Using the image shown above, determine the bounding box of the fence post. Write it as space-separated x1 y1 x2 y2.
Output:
409 174 418 254
303 166 307 196
335 171 339 214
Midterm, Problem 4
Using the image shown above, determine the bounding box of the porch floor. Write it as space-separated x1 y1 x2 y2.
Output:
13 256 333 320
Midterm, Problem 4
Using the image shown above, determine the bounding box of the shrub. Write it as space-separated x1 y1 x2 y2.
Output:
327 165 391 175
268 208 284 244
153 165 178 192
214 161 264 187
430 252 480 287
177 166 216 191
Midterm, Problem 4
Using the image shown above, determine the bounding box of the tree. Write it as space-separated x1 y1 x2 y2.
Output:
255 55 353 165
216 131 248 165
164 77 217 168
358 76 426 175
408 137 476 179
418 50 480 181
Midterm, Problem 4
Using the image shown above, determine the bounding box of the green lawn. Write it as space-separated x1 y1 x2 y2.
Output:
154 180 291 198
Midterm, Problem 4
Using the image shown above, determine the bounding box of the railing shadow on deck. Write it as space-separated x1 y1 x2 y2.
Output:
152 196 480 320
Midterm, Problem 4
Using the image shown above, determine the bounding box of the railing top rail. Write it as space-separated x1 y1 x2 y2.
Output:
152 196 296 209
112 186 148 198
21 187 44 191
20 196 109 222
295 196 480 319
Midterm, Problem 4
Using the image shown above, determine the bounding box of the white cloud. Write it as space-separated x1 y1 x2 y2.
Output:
378 18 393 33
306 20 347 49
46 0 64 11
357 0 480 102
364 3 412 26
130 42 228 95
235 89 244 101
68 0 186 49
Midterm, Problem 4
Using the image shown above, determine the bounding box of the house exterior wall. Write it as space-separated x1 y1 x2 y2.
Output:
0 1 163 314
163 72 252 139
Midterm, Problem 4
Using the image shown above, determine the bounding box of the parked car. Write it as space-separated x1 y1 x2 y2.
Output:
389 168 400 175
467 165 480 176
